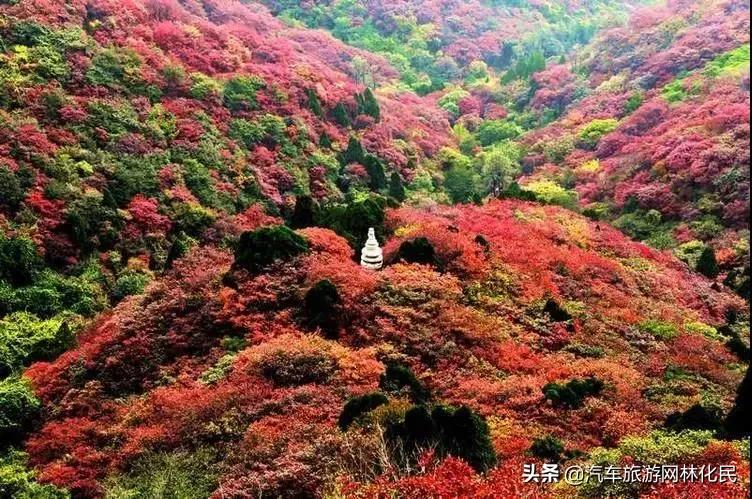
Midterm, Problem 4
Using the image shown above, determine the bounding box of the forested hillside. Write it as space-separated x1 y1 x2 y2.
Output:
517 0 750 297
257 0 636 94
0 0 749 497
261 0 750 298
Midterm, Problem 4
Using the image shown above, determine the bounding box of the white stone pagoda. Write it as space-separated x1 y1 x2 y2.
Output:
360 227 383 270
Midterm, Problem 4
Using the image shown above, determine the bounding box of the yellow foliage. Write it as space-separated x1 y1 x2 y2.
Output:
578 159 600 173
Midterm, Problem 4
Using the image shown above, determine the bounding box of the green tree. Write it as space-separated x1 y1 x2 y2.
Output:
0 449 69 498
189 73 221 99
624 92 643 114
480 146 521 193
696 246 719 278
501 51 545 84
111 271 151 303
303 279 342 338
389 404 497 473
529 435 565 462
477 120 522 146
388 171 406 202
338 392 389 430
444 165 477 203
86 48 142 90
725 366 751 438
363 154 387 191
523 180 578 209
223 76 265 111
543 377 603 409
290 195 316 229
171 202 215 238
332 102 351 127
394 237 437 268
0 312 71 377
665 404 724 433
305 88 323 117
229 114 286 148
0 235 42 287
182 159 217 208
0 377 40 441
356 88 380 120
319 132 333 149
0 269 105 319
234 226 309 273
0 166 25 210
110 155 161 205
578 118 618 149
316 194 386 251
501 181 537 201
379 364 430 403
338 136 365 165
65 191 121 254
103 449 218 499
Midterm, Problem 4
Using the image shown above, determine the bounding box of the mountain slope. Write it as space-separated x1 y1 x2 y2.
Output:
0 0 749 498
0 0 451 268
256 0 641 94
516 0 750 295
23 200 748 497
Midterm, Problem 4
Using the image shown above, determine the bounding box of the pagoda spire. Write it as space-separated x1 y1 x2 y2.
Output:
360 227 383 270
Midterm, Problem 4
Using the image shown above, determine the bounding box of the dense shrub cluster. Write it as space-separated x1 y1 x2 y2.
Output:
379 363 431 404
233 226 309 273
386 404 498 473
338 392 389 430
393 237 438 268
529 435 565 463
303 279 342 338
0 313 72 377
0 378 39 442
665 404 724 433
542 377 604 409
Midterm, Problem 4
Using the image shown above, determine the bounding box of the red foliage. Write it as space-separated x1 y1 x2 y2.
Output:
20 200 745 496
531 65 581 112
125 195 172 237
342 455 548 498
519 0 750 275
3 0 748 497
